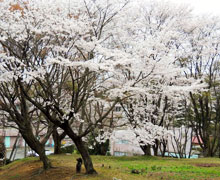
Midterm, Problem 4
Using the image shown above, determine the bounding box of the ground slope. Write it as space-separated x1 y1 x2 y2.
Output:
0 155 220 180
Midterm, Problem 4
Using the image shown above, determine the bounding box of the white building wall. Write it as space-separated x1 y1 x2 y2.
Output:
110 130 144 156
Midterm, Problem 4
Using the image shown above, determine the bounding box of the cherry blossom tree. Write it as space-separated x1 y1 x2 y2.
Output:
0 1 218 177
180 16 220 157
0 0 132 173
112 0 198 156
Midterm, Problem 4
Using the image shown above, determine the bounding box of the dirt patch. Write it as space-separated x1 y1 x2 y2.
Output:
0 160 78 180
194 163 220 167
31 166 75 180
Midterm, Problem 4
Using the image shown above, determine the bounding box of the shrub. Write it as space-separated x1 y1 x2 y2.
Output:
61 145 74 154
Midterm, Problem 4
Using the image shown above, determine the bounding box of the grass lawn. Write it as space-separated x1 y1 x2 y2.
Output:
0 154 220 180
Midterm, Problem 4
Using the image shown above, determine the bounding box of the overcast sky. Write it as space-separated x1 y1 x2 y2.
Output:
169 0 220 16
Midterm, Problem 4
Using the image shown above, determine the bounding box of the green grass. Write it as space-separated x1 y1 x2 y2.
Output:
89 156 220 180
1 155 220 180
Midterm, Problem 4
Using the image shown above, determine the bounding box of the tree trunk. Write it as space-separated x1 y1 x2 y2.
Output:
202 146 213 157
99 140 109 155
39 150 51 170
100 143 106 155
52 126 66 154
54 138 62 154
160 141 167 157
19 125 51 170
140 145 151 156
52 128 62 154
217 98 220 158
22 135 51 169
219 125 220 158
153 140 159 156
59 123 97 174
74 138 97 174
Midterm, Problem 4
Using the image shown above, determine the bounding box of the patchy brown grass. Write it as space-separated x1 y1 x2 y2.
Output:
0 157 75 180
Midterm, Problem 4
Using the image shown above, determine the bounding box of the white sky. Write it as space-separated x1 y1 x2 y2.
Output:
169 0 220 16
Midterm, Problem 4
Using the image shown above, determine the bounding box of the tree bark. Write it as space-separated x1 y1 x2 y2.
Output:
53 136 62 154
159 141 167 157
19 123 51 170
153 140 159 156
39 150 51 170
52 127 62 154
74 138 97 174
140 145 151 156
52 126 66 154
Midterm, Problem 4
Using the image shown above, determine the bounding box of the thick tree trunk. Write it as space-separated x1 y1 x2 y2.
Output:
140 145 151 156
153 147 158 156
39 151 51 170
100 143 107 155
60 123 97 174
19 124 51 170
54 138 62 154
96 140 109 155
74 138 97 174
52 126 66 154
153 140 159 156
23 135 51 169
52 128 62 154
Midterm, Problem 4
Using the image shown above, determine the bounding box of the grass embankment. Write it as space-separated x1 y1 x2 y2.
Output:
0 155 220 180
